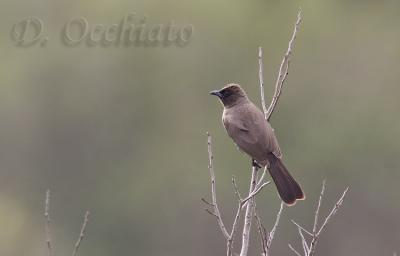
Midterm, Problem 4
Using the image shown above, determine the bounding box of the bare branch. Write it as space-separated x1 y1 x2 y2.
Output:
205 208 219 218
267 202 284 249
290 181 349 256
298 227 309 255
229 201 242 254
229 177 243 256
43 190 90 256
205 132 230 240
266 8 302 121
45 190 53 256
313 180 326 235
201 198 214 207
316 187 349 236
255 202 285 256
241 167 268 209
309 186 348 256
204 133 247 256
254 208 268 256
289 244 302 256
239 166 259 256
72 211 90 256
255 167 268 192
232 176 243 201
241 181 270 207
291 220 313 237
258 47 268 119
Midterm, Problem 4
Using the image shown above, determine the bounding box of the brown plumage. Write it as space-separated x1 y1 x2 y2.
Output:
210 83 304 205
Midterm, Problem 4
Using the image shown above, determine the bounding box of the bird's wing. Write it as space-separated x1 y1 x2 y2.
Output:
246 104 283 159
223 104 283 159
223 111 258 145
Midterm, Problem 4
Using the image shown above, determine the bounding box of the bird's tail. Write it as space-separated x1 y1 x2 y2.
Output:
267 154 305 205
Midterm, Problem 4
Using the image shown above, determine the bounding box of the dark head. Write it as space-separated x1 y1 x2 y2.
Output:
210 83 248 107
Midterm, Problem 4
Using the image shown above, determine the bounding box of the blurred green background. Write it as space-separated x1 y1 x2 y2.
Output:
1 0 400 255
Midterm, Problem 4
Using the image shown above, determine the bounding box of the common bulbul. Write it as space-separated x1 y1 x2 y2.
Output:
210 83 304 205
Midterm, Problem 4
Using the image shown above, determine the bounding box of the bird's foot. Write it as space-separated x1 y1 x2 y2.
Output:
252 159 262 169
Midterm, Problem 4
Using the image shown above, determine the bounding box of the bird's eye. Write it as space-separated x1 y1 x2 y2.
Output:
221 89 232 98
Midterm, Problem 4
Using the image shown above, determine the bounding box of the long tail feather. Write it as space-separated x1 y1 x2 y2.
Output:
267 154 305 205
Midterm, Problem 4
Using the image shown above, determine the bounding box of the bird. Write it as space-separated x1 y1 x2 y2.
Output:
210 83 304 205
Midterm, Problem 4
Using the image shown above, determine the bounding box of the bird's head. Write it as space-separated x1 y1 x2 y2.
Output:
210 83 248 107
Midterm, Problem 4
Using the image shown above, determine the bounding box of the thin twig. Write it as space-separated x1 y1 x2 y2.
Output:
229 177 243 256
255 202 285 256
71 211 90 256
289 244 302 256
232 176 243 201
239 166 258 256
45 190 53 256
256 167 268 189
291 220 313 237
205 132 230 240
290 181 349 256
266 8 302 121
316 187 349 236
258 47 268 119
241 167 268 209
203 133 245 256
254 208 268 256
313 180 326 235
241 181 270 207
309 186 348 256
298 227 309 255
201 198 214 207
267 202 284 250
307 180 327 256
229 203 242 252
205 208 219 218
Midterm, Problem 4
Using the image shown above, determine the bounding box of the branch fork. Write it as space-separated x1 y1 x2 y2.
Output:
202 132 270 256
288 180 349 256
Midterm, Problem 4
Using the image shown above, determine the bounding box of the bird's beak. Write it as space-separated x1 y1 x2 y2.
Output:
210 90 223 98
